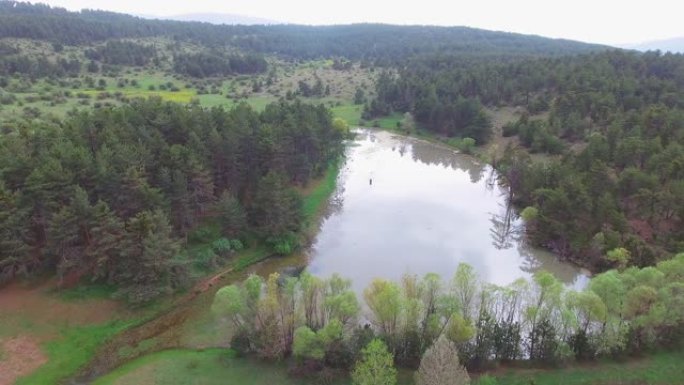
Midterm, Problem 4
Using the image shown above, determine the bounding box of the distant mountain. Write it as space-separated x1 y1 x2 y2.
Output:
622 37 684 53
166 13 280 25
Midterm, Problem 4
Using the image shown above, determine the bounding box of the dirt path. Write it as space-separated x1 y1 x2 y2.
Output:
480 106 520 161
0 336 48 385
0 282 122 384
0 282 120 332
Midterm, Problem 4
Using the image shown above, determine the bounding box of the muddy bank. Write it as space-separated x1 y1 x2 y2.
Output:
66 263 236 384
0 336 47 385
67 253 302 384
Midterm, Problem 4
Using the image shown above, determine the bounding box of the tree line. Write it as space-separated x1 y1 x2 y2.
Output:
0 51 82 78
173 51 268 78
212 255 684 382
0 98 345 302
366 71 493 144
84 40 157 66
0 42 267 79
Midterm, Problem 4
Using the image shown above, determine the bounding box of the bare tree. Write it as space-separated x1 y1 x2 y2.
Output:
415 334 470 385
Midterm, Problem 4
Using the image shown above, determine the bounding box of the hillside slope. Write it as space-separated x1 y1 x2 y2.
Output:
0 1 609 60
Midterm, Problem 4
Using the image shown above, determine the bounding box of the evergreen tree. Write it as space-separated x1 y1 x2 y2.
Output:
118 210 180 303
0 182 31 283
215 191 247 238
250 172 303 254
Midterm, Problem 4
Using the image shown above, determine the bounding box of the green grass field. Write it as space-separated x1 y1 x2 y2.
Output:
81 89 196 103
0 50 377 123
487 351 684 385
196 94 276 110
92 348 415 385
331 103 364 125
91 347 684 385
16 321 137 385
92 349 309 385
302 162 341 221
368 112 404 129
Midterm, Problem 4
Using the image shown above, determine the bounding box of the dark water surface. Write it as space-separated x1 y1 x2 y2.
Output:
305 129 589 291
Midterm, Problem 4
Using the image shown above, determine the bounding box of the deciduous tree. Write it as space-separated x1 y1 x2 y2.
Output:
415 334 470 385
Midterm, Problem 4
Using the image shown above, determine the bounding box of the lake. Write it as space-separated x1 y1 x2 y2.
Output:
304 129 589 291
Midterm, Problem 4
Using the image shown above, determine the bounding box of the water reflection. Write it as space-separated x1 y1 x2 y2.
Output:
489 200 520 250
306 129 588 292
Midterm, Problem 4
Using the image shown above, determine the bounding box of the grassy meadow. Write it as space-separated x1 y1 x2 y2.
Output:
92 348 416 385
90 347 684 385
0 40 375 125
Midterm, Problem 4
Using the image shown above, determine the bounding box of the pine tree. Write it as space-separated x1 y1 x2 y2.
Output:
88 200 126 283
215 191 246 238
0 182 31 283
118 210 180 303
48 186 92 282
249 172 303 253
46 186 127 285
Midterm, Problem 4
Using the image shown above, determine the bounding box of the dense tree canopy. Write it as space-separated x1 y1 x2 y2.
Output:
84 41 157 66
173 52 268 77
0 48 82 78
0 98 344 301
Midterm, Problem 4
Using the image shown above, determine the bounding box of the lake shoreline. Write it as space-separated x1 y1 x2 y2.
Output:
369 124 597 277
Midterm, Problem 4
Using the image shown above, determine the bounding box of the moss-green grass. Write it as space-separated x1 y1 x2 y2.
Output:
92 348 684 385
80 89 196 103
93 349 304 385
366 112 404 129
196 94 276 110
302 161 341 221
58 283 118 301
0 60 375 121
92 348 414 385
15 321 137 385
480 351 684 385
331 103 364 125
232 246 272 271
0 71 198 120
92 349 300 385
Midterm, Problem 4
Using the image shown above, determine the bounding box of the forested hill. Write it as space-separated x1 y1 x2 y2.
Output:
367 49 684 269
0 99 345 303
0 1 608 61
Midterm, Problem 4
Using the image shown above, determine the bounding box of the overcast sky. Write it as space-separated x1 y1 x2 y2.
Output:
38 0 681 45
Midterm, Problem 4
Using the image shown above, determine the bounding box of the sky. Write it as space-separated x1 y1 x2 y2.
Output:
38 0 682 46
